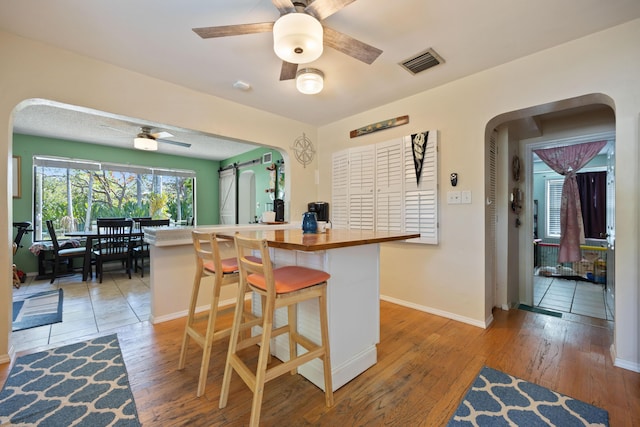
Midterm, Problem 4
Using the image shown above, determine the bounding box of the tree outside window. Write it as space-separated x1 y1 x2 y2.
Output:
33 156 194 240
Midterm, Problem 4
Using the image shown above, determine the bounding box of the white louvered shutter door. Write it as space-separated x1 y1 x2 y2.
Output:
349 146 375 230
404 131 439 243
376 139 404 232
331 149 349 229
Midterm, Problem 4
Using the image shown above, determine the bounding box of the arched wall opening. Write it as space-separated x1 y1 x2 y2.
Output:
485 92 616 352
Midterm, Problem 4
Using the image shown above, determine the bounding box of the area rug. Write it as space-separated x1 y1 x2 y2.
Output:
447 366 608 426
12 289 63 332
0 334 141 426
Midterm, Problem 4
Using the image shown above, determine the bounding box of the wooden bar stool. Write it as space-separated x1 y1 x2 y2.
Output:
219 234 334 427
178 230 254 397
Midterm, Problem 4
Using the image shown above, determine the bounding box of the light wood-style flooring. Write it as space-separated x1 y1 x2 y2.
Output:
2 301 639 426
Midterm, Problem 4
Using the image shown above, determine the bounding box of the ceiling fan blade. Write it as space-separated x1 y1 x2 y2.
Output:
157 138 191 148
323 26 382 64
193 22 274 39
272 0 296 15
305 0 356 20
151 131 173 139
280 61 298 81
100 124 130 134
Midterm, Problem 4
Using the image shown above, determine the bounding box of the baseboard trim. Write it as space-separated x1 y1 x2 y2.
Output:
380 295 490 328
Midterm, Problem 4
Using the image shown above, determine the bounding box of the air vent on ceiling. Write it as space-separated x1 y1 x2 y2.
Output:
400 48 444 75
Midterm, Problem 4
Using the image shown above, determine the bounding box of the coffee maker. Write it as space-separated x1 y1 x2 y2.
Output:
274 199 285 222
307 202 329 222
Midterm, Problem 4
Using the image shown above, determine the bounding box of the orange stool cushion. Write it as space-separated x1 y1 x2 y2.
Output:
203 257 239 274
204 256 261 274
247 266 330 294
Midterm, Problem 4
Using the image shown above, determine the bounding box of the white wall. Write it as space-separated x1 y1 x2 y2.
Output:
2 19 639 372
317 19 640 371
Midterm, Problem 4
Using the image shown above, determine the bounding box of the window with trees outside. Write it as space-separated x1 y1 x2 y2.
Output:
33 156 195 241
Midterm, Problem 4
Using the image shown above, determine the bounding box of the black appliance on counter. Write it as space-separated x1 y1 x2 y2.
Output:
307 202 329 222
274 199 285 222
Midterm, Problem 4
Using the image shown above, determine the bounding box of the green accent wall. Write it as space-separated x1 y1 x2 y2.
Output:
221 147 284 221
12 133 220 273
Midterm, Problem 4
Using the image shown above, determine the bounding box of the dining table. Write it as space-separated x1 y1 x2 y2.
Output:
65 229 144 281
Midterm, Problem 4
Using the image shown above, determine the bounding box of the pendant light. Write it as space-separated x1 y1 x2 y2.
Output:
134 133 158 151
273 13 323 64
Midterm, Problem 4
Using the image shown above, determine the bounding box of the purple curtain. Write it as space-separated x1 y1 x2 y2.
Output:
534 140 607 262
576 171 606 239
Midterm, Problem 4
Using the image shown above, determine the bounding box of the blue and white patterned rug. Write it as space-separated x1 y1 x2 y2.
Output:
448 366 609 426
0 334 140 426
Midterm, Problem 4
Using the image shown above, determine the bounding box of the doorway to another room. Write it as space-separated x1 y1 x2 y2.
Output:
488 97 616 326
530 138 614 322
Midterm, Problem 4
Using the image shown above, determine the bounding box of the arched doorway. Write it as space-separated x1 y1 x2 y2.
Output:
486 94 616 319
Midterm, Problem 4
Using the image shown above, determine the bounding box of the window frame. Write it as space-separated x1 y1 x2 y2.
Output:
545 178 563 238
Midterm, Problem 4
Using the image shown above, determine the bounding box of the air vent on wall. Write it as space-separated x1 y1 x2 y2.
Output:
400 48 444 75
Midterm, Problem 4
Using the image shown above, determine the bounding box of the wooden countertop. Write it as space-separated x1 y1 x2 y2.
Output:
218 228 420 251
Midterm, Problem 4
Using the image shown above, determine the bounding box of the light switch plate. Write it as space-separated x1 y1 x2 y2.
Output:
462 190 472 204
447 191 461 204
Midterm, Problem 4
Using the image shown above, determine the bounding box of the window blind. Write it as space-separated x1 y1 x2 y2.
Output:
546 178 563 237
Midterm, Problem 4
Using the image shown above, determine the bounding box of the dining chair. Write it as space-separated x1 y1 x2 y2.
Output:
132 218 170 277
45 219 87 284
219 234 334 427
131 217 152 230
93 219 134 283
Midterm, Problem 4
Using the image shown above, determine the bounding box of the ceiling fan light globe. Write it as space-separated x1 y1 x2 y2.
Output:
134 136 158 151
273 13 323 64
296 68 324 95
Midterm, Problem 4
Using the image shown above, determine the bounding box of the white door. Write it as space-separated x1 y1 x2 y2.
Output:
348 145 375 230
219 169 236 225
605 144 615 318
238 170 255 224
375 139 404 232
331 150 349 229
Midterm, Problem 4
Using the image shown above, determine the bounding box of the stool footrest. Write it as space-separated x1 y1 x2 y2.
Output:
265 347 325 383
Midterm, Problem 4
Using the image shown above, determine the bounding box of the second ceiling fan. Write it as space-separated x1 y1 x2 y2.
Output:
192 0 383 81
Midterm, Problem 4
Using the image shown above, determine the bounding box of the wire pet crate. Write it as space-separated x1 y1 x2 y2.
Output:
535 242 607 283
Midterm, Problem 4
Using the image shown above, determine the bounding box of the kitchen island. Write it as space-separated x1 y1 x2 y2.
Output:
145 224 419 391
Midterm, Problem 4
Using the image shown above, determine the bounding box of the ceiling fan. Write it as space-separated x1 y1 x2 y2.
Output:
102 125 192 151
192 0 383 81
133 127 191 151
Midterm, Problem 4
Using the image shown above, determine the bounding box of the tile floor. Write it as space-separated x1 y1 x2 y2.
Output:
534 274 614 320
11 267 150 353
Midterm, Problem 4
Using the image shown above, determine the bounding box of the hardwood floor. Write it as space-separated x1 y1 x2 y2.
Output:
2 301 639 426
